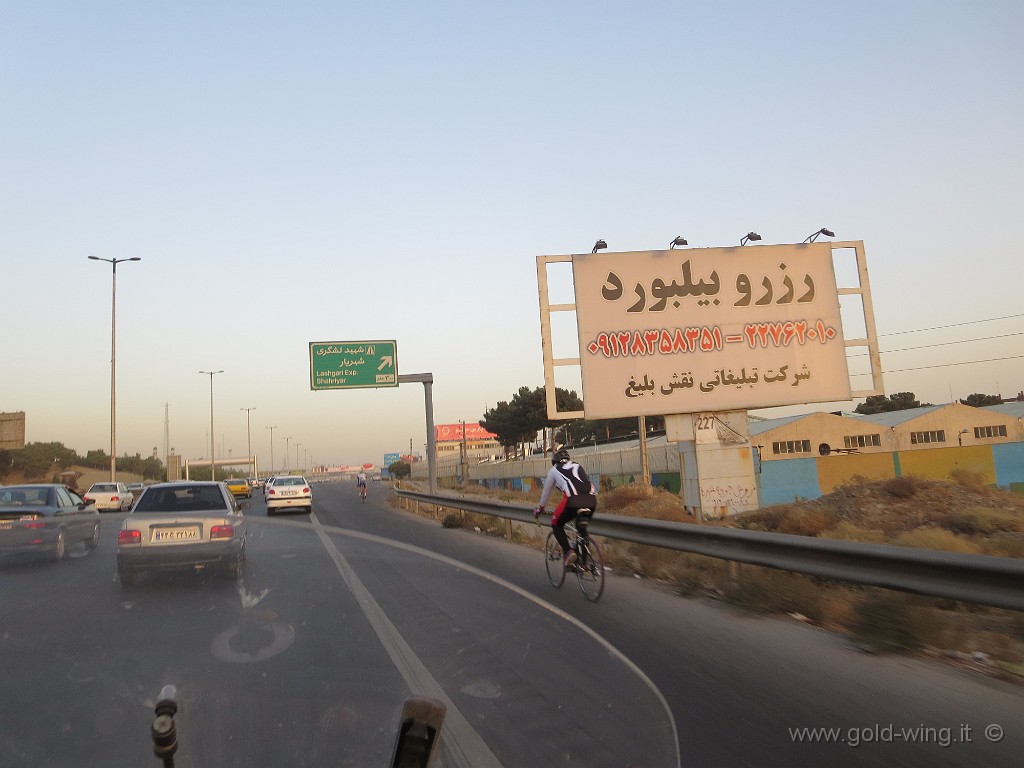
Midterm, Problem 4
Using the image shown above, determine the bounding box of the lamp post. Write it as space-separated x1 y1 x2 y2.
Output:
266 425 277 474
241 407 256 477
283 437 291 473
88 255 141 481
740 232 762 246
295 442 301 474
199 371 223 480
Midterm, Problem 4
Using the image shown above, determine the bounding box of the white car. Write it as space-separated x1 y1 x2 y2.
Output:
117 481 248 586
84 482 134 512
265 476 312 515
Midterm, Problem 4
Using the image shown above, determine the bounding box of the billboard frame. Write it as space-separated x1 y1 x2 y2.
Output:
537 240 883 420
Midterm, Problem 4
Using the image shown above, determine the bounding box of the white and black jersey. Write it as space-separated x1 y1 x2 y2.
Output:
539 460 595 508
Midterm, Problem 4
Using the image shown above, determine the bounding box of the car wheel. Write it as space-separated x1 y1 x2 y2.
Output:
52 529 66 561
86 523 100 549
119 570 137 587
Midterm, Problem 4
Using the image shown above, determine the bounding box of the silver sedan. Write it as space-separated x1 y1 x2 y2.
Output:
0 484 101 561
116 481 248 587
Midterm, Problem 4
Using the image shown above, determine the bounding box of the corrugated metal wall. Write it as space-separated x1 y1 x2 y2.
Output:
414 440 1024 507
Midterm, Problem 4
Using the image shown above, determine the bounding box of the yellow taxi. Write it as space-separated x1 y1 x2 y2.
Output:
224 477 251 499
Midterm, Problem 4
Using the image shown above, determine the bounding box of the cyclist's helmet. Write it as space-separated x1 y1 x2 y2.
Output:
552 448 571 465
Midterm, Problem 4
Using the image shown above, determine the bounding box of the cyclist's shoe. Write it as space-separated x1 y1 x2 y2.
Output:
563 551 577 570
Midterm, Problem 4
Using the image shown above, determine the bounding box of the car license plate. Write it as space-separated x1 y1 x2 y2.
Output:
152 527 200 542
283 490 298 496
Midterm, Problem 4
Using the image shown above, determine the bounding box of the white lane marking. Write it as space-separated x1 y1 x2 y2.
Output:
268 513 680 768
309 512 505 768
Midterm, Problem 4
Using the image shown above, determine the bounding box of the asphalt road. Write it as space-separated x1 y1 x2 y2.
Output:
0 481 1020 767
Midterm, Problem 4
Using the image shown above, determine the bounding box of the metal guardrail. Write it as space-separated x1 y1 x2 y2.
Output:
393 489 1024 611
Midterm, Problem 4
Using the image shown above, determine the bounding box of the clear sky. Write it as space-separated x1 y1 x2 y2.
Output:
3 1 1022 470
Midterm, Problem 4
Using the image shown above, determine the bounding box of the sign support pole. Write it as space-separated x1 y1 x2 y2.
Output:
399 373 437 494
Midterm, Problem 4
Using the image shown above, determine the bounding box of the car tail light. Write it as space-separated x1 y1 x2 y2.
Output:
210 525 234 539
267 488 276 495
303 487 310 493
118 529 142 545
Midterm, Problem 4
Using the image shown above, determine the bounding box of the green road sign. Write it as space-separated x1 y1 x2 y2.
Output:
309 340 398 390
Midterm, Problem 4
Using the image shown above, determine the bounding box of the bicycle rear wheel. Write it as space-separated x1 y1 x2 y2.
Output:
544 531 566 588
575 536 605 602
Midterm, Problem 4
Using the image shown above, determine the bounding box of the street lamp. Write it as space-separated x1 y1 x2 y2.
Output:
199 371 223 480
266 426 277 474
241 407 256 477
669 235 688 248
591 239 607 253
88 255 141 481
740 232 762 246
283 436 292 473
295 442 301 474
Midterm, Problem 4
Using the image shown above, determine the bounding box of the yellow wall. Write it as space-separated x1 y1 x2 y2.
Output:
816 452 896 493
897 445 997 484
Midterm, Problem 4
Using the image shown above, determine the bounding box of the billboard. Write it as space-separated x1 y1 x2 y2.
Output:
435 423 498 443
0 411 26 450
564 243 852 419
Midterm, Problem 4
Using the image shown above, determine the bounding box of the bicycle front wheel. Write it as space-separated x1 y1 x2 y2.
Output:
576 536 605 602
544 531 566 588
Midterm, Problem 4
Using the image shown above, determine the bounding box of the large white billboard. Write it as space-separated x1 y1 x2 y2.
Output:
569 243 852 418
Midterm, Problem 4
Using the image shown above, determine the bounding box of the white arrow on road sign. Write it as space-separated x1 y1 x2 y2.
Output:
378 355 394 371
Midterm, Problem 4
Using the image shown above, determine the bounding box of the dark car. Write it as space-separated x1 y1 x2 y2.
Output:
116 481 248 586
0 484 102 561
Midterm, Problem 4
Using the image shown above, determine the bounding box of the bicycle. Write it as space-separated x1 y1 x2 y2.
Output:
543 509 605 601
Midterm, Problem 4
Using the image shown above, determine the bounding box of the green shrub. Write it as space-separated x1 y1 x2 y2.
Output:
852 592 946 652
441 513 464 529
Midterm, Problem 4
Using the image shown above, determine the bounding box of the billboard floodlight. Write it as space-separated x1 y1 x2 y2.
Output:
803 227 836 243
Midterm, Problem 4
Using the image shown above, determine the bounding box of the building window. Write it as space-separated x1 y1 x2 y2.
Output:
974 425 1007 439
844 434 881 449
771 439 812 455
910 430 946 444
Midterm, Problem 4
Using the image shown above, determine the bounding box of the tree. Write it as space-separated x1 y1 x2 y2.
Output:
7 442 79 480
480 386 583 453
388 461 411 480
959 393 1002 407
81 449 110 470
854 392 931 414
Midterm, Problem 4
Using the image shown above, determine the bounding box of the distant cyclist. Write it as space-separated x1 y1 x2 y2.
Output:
356 471 368 499
534 448 597 568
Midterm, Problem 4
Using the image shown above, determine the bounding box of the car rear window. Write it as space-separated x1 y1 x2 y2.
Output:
90 484 118 493
134 486 228 513
275 477 306 486
0 487 50 506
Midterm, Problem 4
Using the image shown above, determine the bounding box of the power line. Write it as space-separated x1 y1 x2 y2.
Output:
849 331 1024 357
851 354 1024 375
879 313 1024 337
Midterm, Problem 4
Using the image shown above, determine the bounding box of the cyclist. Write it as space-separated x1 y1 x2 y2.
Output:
356 470 368 499
534 448 597 568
